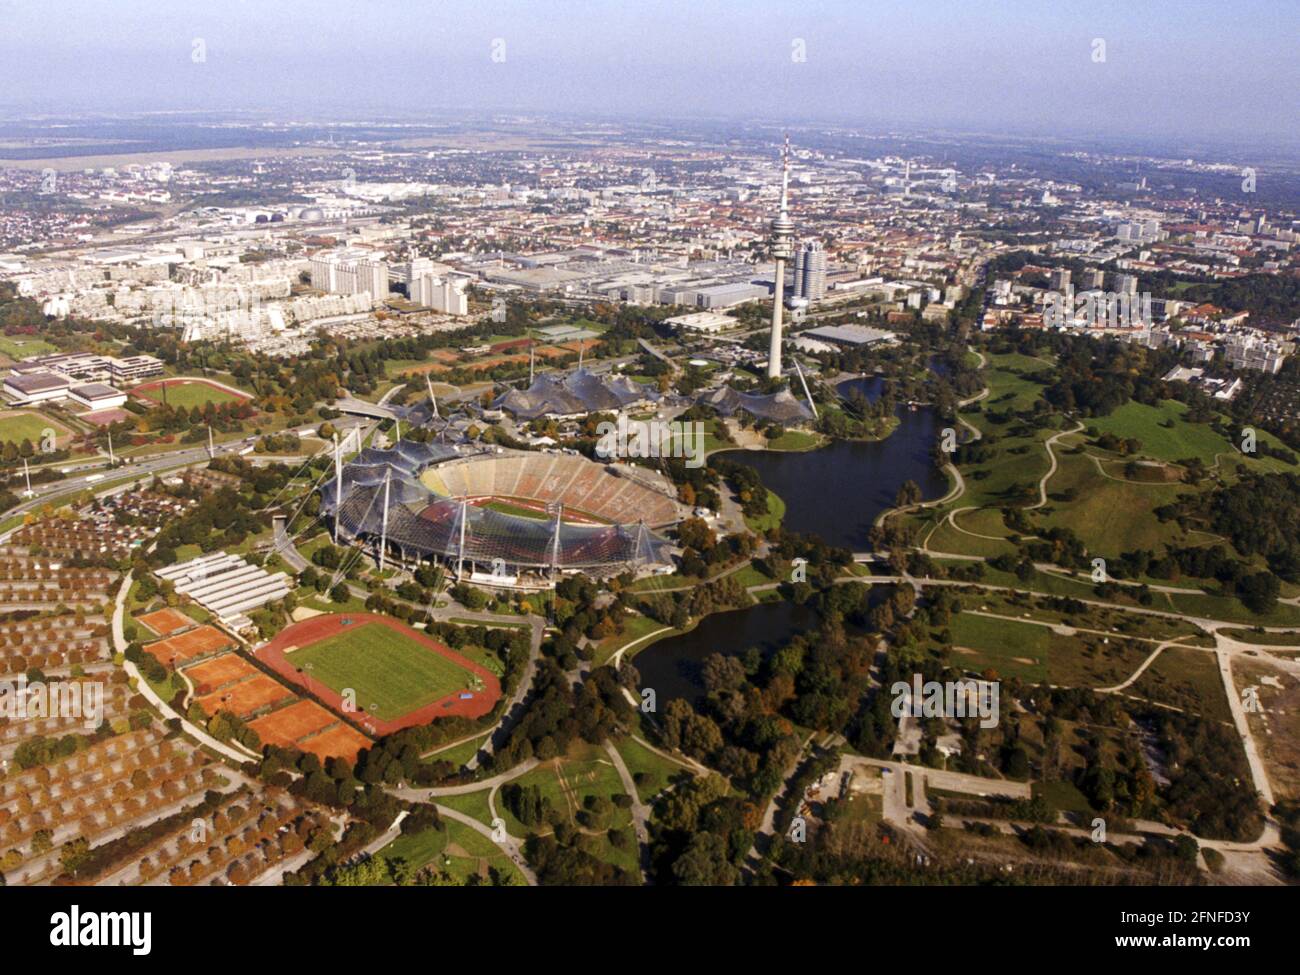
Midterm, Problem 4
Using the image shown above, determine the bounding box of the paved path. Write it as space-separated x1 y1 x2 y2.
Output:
1216 648 1275 808
434 804 538 886
604 740 650 877
1029 420 1086 509
390 758 541 799
112 571 259 765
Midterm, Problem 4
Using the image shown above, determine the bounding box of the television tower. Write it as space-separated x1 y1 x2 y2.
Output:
767 135 794 379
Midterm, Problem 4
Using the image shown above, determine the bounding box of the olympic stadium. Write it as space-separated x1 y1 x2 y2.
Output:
319 440 683 588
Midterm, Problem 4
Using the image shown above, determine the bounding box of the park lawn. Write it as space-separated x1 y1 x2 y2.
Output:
963 591 1205 643
615 735 688 804
1220 628 1300 646
955 426 1055 511
302 589 370 615
286 621 480 720
1130 646 1231 723
1034 450 1197 556
627 571 699 593
951 357 1060 510
553 745 633 830
1084 400 1229 465
445 642 504 677
667 420 731 458
434 790 495 828
135 379 245 409
592 614 671 666
744 489 785 533
497 741 637 874
730 563 775 588
981 353 1054 409
380 824 449 872
947 611 1148 687
766 429 823 451
432 820 527 886
0 410 68 448
1155 589 1300 628
950 506 1019 540
425 733 491 768
921 516 1017 558
0 335 57 359
1034 779 1096 816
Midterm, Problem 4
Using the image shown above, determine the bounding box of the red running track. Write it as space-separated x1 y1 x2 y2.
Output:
253 613 502 737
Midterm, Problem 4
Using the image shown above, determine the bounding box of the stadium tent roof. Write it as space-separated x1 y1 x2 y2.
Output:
356 441 459 473
700 386 815 424
319 439 676 574
334 485 671 572
319 463 433 512
495 368 658 419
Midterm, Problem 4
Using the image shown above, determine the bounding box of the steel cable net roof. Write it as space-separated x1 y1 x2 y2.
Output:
700 386 814 423
334 484 670 571
357 441 459 473
320 439 674 572
495 368 658 419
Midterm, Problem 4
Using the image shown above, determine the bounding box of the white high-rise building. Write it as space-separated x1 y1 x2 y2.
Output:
395 257 435 286
354 260 389 300
310 250 389 300
1115 273 1140 295
411 274 468 316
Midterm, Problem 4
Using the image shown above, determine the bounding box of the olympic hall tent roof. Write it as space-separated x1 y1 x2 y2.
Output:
699 386 815 424
495 368 658 420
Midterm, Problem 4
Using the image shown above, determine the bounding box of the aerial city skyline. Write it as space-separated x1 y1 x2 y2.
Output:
0 0 1294 953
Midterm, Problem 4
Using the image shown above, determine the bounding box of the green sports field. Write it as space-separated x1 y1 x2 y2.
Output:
0 410 68 448
0 336 58 360
135 379 246 409
287 622 479 719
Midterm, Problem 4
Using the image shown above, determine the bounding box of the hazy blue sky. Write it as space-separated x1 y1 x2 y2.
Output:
2 0 1296 145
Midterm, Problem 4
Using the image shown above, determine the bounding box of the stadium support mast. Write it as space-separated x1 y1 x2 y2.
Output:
107 431 115 466
634 520 648 571
206 425 214 459
529 340 535 385
21 458 32 498
379 469 392 573
394 417 401 443
549 503 563 581
792 357 818 420
767 134 794 379
332 433 343 543
426 374 439 419
456 498 468 580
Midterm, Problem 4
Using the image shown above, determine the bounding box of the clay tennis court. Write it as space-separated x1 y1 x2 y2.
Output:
195 673 293 719
254 613 502 736
143 623 232 668
137 608 195 637
247 699 337 745
298 724 372 763
183 652 259 696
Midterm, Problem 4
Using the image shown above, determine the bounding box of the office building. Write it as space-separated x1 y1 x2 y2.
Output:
793 241 827 301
